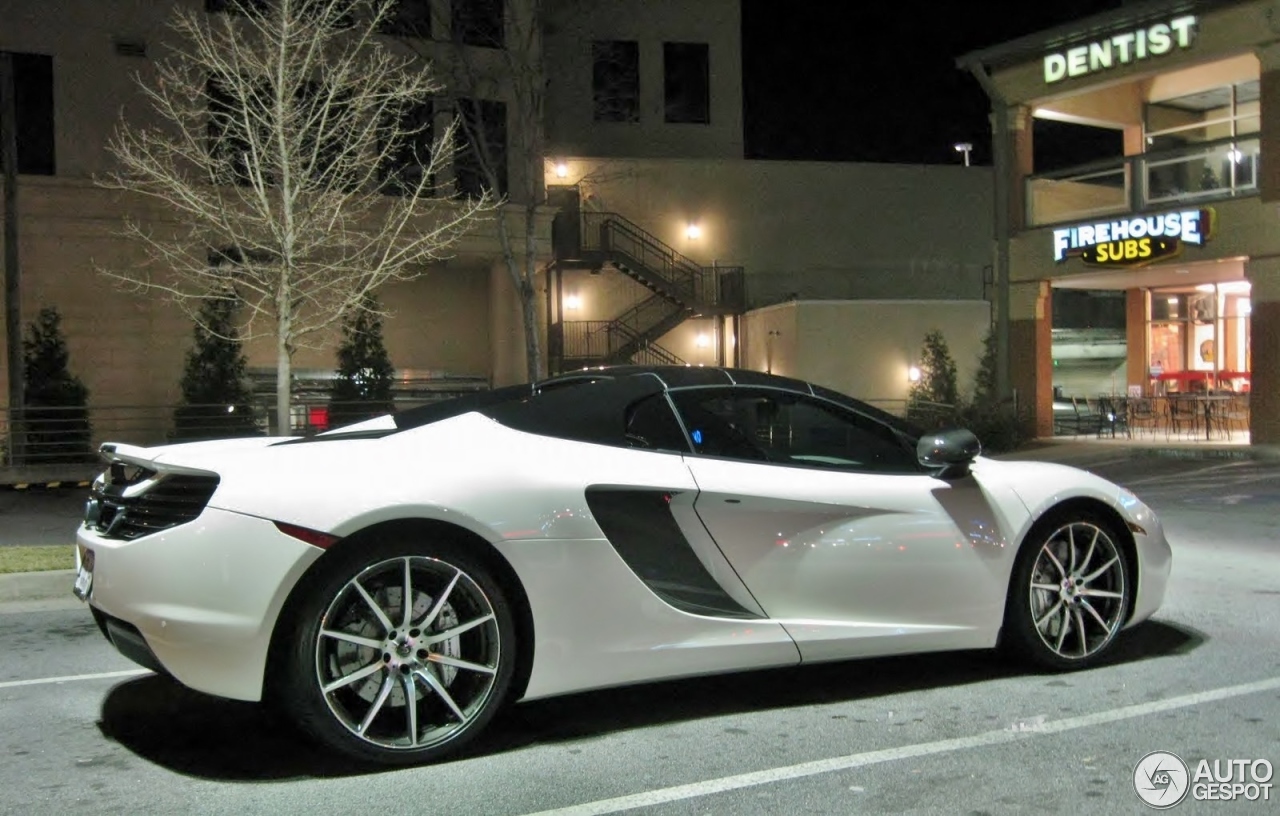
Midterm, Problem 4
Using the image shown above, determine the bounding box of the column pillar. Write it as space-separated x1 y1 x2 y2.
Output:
1009 279 1054 437
1245 257 1280 443
1257 43 1280 202
1126 288 1148 392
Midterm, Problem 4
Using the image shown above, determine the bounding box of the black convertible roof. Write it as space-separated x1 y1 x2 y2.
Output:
536 365 817 392
386 366 817 438
381 365 919 444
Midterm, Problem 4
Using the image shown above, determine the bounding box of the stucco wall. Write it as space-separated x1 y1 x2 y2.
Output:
554 158 994 309
742 300 992 409
543 0 743 160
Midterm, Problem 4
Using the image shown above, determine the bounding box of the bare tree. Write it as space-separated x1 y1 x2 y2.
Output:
99 0 493 433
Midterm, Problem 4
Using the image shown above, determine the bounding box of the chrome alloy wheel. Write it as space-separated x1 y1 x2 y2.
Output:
314 556 502 751
1028 522 1127 660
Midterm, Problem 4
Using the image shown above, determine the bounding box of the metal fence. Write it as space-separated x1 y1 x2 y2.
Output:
0 391 488 471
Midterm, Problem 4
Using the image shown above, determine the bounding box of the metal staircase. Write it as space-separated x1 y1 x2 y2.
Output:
550 208 744 372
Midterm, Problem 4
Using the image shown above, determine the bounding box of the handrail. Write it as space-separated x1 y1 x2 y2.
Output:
559 319 685 365
1026 134 1260 227
1027 134 1257 183
583 212 713 305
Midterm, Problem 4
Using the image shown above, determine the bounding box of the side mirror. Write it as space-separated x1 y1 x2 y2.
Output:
917 428 982 479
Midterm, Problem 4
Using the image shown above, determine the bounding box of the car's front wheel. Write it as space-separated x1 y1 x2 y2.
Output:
1003 513 1131 671
279 538 515 765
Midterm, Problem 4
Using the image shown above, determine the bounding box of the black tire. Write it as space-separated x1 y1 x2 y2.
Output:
1003 512 1131 671
278 535 516 766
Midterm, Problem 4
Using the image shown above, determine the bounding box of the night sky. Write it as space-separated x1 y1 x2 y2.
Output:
741 0 1128 166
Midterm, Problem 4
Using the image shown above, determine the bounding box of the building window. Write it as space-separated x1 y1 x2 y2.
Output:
452 0 503 48
380 97 435 196
592 41 639 123
1148 284 1251 394
205 0 270 15
663 42 709 124
0 52 55 176
206 77 268 186
454 98 507 198
378 0 432 37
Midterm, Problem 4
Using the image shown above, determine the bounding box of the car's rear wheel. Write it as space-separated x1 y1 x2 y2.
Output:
280 538 515 765
1004 514 1130 671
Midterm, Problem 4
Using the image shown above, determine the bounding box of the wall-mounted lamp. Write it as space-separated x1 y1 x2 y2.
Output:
564 294 581 310
696 333 710 348
954 142 973 167
908 366 922 383
685 222 702 240
554 162 569 178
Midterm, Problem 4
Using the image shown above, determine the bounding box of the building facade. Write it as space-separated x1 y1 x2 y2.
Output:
2 0 994 452
960 0 1277 442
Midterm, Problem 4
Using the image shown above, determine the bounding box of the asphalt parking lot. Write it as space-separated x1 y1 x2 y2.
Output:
1 449 1278 814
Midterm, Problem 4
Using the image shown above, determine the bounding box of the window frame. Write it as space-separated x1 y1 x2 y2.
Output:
451 0 504 49
662 41 710 125
452 96 508 198
666 385 924 475
0 51 56 176
592 40 641 124
377 0 433 38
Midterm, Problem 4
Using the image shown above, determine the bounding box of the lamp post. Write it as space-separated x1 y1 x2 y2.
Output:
954 142 973 167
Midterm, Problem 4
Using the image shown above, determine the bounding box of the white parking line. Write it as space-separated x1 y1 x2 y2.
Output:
520 675 1280 816
0 669 150 690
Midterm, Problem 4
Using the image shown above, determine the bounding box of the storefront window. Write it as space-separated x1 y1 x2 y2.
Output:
1147 283 1250 393
1145 80 1259 151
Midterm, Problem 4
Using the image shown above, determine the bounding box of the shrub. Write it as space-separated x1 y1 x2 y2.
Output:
906 329 960 430
328 295 395 428
22 307 92 464
172 294 260 440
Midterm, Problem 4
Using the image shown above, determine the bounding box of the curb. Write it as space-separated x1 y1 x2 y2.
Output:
0 569 75 603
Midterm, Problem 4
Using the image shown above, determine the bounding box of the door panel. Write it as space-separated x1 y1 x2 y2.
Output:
684 456 1016 661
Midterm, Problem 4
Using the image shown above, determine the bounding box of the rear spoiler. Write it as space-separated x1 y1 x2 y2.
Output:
98 442 219 478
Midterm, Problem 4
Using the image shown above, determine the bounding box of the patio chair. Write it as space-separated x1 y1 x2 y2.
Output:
1096 396 1129 438
1069 397 1104 437
1165 395 1201 440
1127 397 1159 439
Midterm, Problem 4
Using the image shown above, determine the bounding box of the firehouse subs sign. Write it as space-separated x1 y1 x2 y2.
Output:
1044 15 1197 83
1052 209 1214 267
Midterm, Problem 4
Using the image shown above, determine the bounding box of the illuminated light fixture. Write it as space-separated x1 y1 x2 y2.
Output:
1167 296 1179 305
954 142 973 166
554 162 568 178
685 222 702 240
1228 148 1243 163
1240 299 1252 315
696 333 710 348
564 294 581 310
908 366 922 382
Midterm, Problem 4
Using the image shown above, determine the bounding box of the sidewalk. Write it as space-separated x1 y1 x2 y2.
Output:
993 431 1280 465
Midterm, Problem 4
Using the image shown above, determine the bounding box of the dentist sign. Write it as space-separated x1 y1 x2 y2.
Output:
1044 16 1197 83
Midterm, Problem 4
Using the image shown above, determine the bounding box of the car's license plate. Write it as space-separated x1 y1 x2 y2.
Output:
73 545 94 601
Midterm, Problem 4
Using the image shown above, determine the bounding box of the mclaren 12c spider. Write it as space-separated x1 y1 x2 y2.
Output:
74 366 1170 765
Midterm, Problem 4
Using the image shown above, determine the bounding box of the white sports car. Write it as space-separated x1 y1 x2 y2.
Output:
73 366 1170 765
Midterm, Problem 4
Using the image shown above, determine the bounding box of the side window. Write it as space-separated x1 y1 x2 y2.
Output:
624 395 689 453
669 388 917 473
